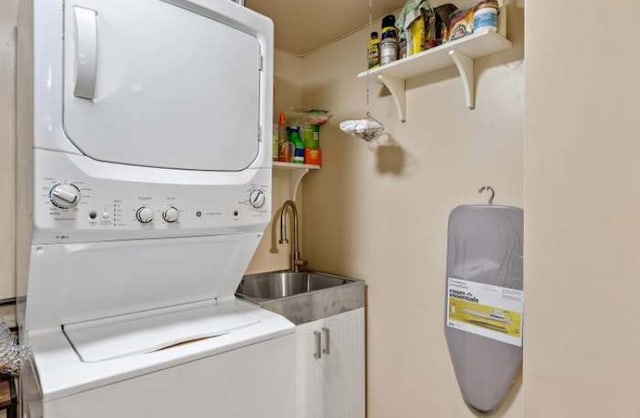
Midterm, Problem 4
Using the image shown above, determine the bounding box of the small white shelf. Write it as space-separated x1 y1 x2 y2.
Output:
273 162 321 171
273 161 320 198
357 28 512 121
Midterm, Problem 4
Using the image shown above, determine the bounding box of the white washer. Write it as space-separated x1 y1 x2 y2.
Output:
16 1 293 417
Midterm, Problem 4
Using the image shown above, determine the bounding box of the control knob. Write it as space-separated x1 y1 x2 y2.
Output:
162 207 179 223
249 190 266 209
49 183 81 209
136 207 154 224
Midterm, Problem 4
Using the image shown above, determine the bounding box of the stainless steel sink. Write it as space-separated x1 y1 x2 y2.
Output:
237 271 349 301
237 270 365 325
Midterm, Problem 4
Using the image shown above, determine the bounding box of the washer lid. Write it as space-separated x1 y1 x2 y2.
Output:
63 301 259 363
63 0 262 171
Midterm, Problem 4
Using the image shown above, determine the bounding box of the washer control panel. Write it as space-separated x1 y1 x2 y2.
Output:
35 167 271 243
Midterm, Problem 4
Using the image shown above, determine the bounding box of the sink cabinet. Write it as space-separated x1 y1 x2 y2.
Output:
237 271 366 417
296 308 365 418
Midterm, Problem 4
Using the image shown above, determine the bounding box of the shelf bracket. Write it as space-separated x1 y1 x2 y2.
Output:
378 74 407 123
289 168 310 200
449 50 475 109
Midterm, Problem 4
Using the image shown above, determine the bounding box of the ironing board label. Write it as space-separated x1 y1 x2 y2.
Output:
447 278 523 347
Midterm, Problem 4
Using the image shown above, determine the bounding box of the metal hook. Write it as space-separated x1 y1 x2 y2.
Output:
478 186 495 205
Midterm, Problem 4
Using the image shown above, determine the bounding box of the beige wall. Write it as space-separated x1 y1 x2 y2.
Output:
524 2 640 416
300 5 524 418
0 2 18 25
0 1 17 300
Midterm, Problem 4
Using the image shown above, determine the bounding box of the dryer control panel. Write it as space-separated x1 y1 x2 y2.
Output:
33 150 271 244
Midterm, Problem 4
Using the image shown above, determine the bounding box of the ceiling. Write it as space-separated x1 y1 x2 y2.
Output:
246 0 406 56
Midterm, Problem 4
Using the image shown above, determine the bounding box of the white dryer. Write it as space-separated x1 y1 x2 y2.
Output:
16 1 294 417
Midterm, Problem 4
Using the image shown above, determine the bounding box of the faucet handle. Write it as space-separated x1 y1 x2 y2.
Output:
294 258 307 271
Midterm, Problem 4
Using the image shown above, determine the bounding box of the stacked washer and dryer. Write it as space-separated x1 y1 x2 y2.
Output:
16 0 295 417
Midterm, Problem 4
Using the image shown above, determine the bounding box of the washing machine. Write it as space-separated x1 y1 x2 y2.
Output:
15 1 294 417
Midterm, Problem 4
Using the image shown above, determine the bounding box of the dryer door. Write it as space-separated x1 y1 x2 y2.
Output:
63 0 261 171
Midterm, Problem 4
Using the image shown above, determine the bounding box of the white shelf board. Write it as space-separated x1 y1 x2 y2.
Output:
273 162 321 170
357 29 512 119
357 29 511 80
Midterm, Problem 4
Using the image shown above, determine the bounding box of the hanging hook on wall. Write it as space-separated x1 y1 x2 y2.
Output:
478 186 495 205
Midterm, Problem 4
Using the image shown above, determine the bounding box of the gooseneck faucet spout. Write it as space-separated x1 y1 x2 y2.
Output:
279 200 306 272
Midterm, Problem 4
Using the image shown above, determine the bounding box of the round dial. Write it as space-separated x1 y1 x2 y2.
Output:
162 207 179 223
249 190 266 209
136 207 154 224
49 183 81 209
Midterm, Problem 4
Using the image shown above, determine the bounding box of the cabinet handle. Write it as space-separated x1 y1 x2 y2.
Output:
313 331 322 359
322 327 330 355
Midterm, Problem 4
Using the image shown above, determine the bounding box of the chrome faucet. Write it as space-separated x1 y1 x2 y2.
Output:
279 200 306 272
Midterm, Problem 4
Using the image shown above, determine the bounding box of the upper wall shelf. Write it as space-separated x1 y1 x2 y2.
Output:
357 28 512 121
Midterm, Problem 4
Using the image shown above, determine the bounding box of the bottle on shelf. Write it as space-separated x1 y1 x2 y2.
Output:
303 124 322 166
380 15 398 65
304 148 322 166
410 11 426 55
277 112 291 162
367 31 380 69
272 124 278 161
399 36 407 59
289 126 305 164
302 124 320 150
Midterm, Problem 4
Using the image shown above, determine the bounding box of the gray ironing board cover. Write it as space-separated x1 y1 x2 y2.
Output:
445 205 523 413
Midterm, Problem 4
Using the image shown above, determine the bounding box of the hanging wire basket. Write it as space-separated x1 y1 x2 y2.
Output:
339 112 385 142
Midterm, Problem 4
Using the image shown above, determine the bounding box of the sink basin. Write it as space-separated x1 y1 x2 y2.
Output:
237 271 348 301
236 270 365 325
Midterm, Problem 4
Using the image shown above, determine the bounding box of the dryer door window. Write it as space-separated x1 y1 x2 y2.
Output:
63 0 261 171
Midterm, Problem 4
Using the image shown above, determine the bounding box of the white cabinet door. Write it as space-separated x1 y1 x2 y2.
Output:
296 319 324 418
322 308 365 418
296 309 365 418
63 0 261 171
